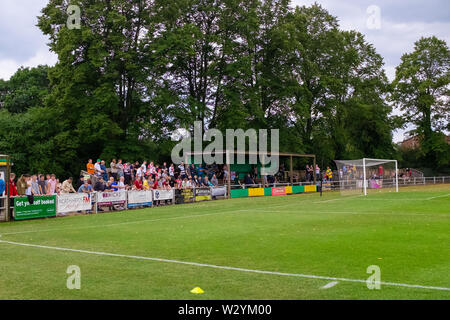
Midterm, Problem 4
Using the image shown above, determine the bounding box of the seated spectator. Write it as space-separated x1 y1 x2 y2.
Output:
134 176 143 190
94 177 106 192
105 177 116 192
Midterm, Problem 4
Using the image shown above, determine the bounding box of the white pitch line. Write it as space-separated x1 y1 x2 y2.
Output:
0 239 449 292
426 194 450 200
321 281 339 289
313 195 364 204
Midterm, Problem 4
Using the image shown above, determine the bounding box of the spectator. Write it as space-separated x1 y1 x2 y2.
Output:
178 162 186 179
203 176 214 187
110 159 118 180
25 175 34 204
9 173 18 197
169 164 175 177
211 174 219 186
105 177 115 192
94 159 103 177
100 160 108 181
134 176 143 190
17 175 27 196
244 173 255 186
86 159 95 175
116 176 127 191
0 176 5 196
55 179 62 194
61 177 76 194
78 181 93 194
124 162 132 185
76 176 85 191
47 174 57 195
117 159 124 179
94 177 106 192
31 175 40 195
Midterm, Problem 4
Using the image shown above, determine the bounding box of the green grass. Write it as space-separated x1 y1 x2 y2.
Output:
0 185 449 300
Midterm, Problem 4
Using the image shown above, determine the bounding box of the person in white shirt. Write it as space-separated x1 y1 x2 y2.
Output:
94 159 103 177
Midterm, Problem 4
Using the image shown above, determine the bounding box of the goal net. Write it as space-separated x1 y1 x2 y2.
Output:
334 158 399 196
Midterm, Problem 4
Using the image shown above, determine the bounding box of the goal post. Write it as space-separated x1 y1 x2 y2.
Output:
334 158 399 196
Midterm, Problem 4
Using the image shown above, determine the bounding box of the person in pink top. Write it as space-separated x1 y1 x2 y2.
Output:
47 174 57 195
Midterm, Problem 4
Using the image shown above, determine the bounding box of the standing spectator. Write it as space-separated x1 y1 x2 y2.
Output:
94 159 103 177
17 175 27 196
61 177 76 194
178 162 186 179
124 162 132 185
25 175 34 204
38 175 48 195
86 159 95 175
47 174 57 195
315 165 320 181
100 160 108 181
326 167 333 182
55 179 62 194
378 165 384 178
110 159 118 180
117 159 124 179
169 164 175 177
8 173 18 197
78 180 93 194
305 165 310 182
76 176 85 191
211 174 219 186
31 175 40 195
0 176 5 197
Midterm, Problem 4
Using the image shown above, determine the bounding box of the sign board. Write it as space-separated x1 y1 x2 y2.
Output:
272 187 287 196
194 188 212 202
14 196 57 220
128 190 153 207
97 191 127 206
211 186 227 197
57 193 92 213
153 189 174 201
175 189 194 204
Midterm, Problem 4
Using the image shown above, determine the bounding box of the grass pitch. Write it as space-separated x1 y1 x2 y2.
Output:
0 185 449 300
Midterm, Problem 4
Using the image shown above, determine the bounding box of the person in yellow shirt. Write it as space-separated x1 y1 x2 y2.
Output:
326 167 333 181
86 159 95 175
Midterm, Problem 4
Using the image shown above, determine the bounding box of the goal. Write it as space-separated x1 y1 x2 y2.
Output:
334 158 399 196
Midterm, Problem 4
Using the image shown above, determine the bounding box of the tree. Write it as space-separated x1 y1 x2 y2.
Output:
392 36 450 167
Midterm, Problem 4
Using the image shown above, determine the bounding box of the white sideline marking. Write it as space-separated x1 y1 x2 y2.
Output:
0 239 449 292
313 195 364 204
427 194 450 200
321 281 339 289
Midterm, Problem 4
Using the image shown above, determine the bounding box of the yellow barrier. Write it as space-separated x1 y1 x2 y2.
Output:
304 185 317 193
285 186 292 194
249 188 265 197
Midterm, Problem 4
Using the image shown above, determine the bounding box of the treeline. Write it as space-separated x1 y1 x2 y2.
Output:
0 0 449 178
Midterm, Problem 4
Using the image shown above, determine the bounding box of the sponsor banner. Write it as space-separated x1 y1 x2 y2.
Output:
14 196 57 221
153 189 174 201
194 188 212 202
211 186 227 197
272 187 286 196
175 189 194 204
292 185 305 194
128 190 153 207
249 188 264 197
285 186 293 194
97 191 127 206
230 188 248 199
305 185 317 193
58 193 92 213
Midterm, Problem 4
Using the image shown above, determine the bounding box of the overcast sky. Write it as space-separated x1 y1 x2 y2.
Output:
1 0 449 142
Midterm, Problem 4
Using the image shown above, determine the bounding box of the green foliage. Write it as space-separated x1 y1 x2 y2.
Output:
1 1 448 176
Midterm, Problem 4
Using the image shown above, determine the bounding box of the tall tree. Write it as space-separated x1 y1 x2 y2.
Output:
392 36 450 166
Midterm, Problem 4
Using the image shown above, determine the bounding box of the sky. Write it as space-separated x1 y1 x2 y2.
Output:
0 0 449 142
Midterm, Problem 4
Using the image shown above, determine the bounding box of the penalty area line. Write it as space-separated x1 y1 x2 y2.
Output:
0 239 449 292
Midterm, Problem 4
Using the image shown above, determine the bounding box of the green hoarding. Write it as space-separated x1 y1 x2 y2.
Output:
14 196 57 221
